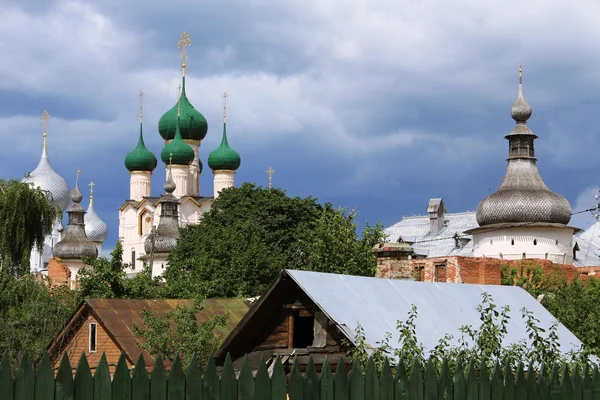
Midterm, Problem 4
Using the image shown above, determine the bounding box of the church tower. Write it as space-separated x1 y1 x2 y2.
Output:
158 31 208 197
144 162 180 277
53 171 98 288
23 111 70 272
208 92 241 199
466 66 577 263
125 91 158 201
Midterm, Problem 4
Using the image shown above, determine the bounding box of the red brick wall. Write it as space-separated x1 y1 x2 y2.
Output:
47 258 70 287
378 254 594 285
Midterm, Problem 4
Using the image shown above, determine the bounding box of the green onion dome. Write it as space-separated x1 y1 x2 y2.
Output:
125 123 157 172
161 116 195 165
158 77 208 142
208 122 241 171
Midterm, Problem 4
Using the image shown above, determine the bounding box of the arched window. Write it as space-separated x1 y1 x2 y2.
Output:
533 239 537 246
131 248 136 270
511 239 515 246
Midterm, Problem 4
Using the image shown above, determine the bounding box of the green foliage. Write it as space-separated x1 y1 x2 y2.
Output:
501 261 600 357
0 273 77 370
0 178 59 275
132 299 227 371
541 277 600 357
299 204 385 276
344 292 589 375
165 183 386 298
78 240 166 300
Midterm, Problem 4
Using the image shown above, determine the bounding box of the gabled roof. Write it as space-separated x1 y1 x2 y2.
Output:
216 270 583 359
385 211 478 257
48 298 249 366
120 196 213 211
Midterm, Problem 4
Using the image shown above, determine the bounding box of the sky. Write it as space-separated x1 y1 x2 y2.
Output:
2 0 600 256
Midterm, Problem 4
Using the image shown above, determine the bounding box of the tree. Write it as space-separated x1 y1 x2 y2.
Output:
345 293 588 375
299 204 385 276
0 273 77 370
501 261 600 356
78 240 165 300
165 183 386 298
132 299 227 371
0 178 59 275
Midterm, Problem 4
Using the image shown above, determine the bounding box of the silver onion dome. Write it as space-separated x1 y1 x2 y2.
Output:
84 183 108 244
476 67 571 226
23 142 70 212
85 201 108 244
53 176 98 260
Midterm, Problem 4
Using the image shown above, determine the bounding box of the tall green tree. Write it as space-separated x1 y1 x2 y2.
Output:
165 183 386 298
0 178 59 275
0 273 77 370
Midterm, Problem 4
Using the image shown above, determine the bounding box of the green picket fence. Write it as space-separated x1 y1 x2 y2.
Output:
1 351 600 400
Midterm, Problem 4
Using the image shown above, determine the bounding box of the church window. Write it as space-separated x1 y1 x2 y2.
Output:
555 239 559 245
511 239 515 245
490 239 493 245
89 323 97 353
522 253 526 259
533 239 537 246
144 217 152 235
131 249 136 270
413 266 425 281
435 264 446 282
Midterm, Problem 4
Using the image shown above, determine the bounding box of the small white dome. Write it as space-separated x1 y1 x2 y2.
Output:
23 148 70 212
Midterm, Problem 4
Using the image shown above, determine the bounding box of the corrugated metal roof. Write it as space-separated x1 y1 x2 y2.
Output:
86 298 249 364
285 270 583 357
574 221 600 266
385 212 478 257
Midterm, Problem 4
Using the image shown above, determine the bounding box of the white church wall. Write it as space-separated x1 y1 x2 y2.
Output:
472 226 575 264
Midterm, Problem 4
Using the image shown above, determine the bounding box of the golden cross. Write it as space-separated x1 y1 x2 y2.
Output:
177 84 182 117
89 181 95 205
139 90 144 122
41 110 50 150
169 153 173 165
177 31 192 73
519 64 523 84
222 92 228 122
267 166 274 189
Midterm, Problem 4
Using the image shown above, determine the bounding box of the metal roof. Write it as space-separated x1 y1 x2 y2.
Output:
286 270 584 357
574 221 600 266
385 211 478 257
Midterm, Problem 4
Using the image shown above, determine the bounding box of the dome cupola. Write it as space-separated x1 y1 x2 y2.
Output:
208 93 241 171
476 66 571 227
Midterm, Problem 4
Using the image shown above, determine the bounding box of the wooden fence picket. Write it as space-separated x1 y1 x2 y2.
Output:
184 355 201 400
237 355 254 400
73 353 93 400
318 358 333 400
201 358 218 400
378 359 392 400
131 355 149 400
167 357 184 400
219 355 236 400
111 354 131 400
253 357 270 400
332 359 347 400
14 355 34 400
0 352 13 400
347 358 363 400
304 357 319 400
54 354 73 400
93 355 111 400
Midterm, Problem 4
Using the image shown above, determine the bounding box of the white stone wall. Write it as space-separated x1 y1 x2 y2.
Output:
213 170 235 199
129 172 152 201
118 198 212 278
472 226 576 264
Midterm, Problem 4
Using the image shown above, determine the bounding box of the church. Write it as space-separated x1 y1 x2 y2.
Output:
23 112 108 273
118 31 241 277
